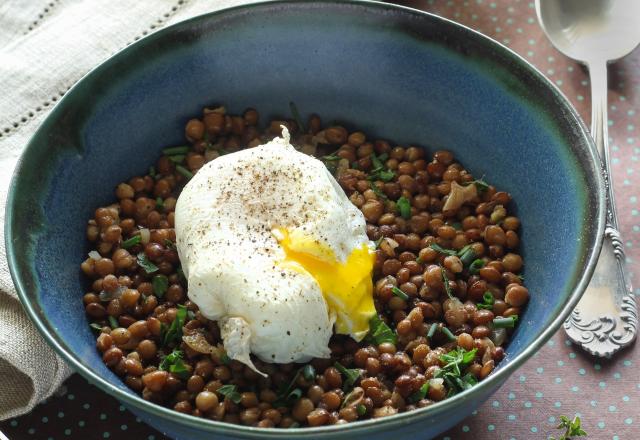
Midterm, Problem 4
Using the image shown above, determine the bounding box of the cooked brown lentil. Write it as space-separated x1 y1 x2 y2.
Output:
82 105 528 427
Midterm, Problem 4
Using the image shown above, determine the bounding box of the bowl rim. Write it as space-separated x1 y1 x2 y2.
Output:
5 0 605 436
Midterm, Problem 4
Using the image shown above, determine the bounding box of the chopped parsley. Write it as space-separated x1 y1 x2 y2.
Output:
435 347 478 395
159 349 190 379
408 382 430 403
550 415 587 440
476 291 495 310
161 304 187 346
136 253 158 274
217 384 242 404
368 315 397 345
152 274 168 298
334 362 361 391
397 196 411 220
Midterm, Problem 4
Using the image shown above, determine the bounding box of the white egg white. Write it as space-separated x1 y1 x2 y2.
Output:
175 128 369 373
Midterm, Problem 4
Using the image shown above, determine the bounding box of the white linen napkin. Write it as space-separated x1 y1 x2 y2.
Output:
0 0 254 420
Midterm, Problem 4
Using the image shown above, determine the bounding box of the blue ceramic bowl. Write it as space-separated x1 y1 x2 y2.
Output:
5 1 604 439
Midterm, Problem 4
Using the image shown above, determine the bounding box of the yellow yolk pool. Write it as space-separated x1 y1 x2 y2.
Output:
276 229 376 341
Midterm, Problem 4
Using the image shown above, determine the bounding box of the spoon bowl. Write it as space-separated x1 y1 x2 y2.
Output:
536 0 640 64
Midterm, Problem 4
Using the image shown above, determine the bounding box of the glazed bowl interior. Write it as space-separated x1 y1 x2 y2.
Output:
6 1 603 439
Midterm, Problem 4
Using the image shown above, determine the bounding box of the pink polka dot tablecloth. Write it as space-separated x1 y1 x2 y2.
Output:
1 1 639 439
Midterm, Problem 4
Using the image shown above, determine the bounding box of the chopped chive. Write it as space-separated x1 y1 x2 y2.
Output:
441 327 457 342
391 286 409 301
397 196 411 220
356 404 367 416
302 364 316 382
176 165 193 179
162 146 190 155
156 197 164 211
108 316 119 329
458 246 476 267
374 237 384 249
168 154 186 164
469 258 485 275
408 381 430 403
493 316 518 328
121 235 141 249
289 101 305 133
427 323 439 339
89 323 103 332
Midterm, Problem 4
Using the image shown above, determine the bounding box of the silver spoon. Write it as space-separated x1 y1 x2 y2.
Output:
535 0 639 357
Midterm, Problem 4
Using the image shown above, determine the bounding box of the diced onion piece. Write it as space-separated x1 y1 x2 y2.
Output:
99 285 126 302
491 327 507 346
88 251 102 261
379 238 399 258
342 387 365 408
140 228 150 245
442 181 477 213
182 332 215 354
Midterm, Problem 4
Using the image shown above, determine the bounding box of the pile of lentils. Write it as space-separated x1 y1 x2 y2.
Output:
81 104 529 428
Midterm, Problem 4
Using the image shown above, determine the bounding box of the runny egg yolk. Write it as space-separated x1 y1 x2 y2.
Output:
275 229 376 341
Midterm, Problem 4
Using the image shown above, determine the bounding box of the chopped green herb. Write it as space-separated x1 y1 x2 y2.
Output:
463 177 489 193
108 316 119 329
397 196 411 220
469 258 485 275
287 388 303 402
89 323 104 332
176 165 193 180
356 403 367 416
155 197 164 211
477 291 495 310
334 362 361 391
368 168 396 182
427 322 439 339
289 101 305 133
159 349 190 379
391 286 409 301
187 310 196 321
162 146 190 156
137 253 159 274
408 381 430 403
550 415 587 440
275 368 304 407
451 222 462 230
368 315 397 345
430 243 458 256
321 153 341 162
220 353 231 365
148 166 156 177
162 304 187 346
374 237 384 249
370 184 388 200
152 274 168 298
435 347 478 395
440 266 455 300
370 153 384 170
164 239 176 250
217 384 242 404
168 154 186 164
378 153 389 162
493 316 518 328
176 267 187 286
121 235 141 249
302 364 316 382
458 245 476 266
441 326 457 342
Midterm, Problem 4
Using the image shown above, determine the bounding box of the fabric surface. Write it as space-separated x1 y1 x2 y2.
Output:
1 0 639 439
0 0 254 421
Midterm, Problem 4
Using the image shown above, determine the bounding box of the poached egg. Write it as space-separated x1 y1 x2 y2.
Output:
174 128 375 373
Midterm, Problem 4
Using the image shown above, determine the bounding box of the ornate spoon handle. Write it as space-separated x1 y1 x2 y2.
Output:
563 61 638 357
